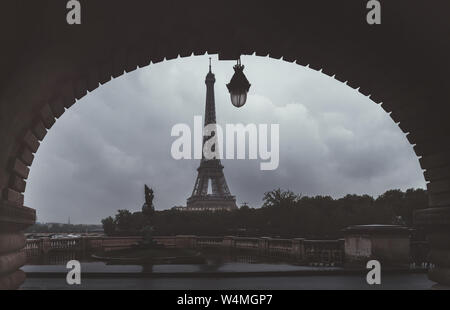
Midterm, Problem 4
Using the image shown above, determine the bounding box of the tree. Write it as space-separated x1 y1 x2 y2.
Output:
114 209 134 233
101 216 115 235
101 187 428 239
262 188 300 208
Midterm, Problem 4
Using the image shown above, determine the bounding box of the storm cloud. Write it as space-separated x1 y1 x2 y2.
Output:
24 55 426 224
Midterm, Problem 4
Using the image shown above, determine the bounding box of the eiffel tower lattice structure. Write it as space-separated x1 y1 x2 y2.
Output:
186 60 237 211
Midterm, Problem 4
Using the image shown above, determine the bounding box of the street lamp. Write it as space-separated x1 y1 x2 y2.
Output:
226 58 251 108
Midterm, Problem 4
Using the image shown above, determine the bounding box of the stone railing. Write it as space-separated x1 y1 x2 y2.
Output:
24 235 428 267
151 236 177 248
233 237 260 250
303 239 345 266
48 238 82 251
173 236 346 265
266 238 294 257
24 239 43 257
24 236 143 257
196 236 224 248
24 235 346 265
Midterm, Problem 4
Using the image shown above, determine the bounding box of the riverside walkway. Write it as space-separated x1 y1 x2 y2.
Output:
22 273 437 290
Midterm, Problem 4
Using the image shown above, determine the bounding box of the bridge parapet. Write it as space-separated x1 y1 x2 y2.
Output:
303 239 345 266
24 234 425 269
196 236 223 248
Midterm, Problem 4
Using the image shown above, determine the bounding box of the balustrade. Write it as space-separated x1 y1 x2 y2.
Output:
26 235 427 268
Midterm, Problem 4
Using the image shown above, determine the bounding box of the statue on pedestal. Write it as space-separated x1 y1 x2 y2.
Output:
141 185 156 247
142 185 155 217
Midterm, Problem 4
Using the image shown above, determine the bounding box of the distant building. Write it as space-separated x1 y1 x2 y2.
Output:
171 205 229 212
172 206 187 211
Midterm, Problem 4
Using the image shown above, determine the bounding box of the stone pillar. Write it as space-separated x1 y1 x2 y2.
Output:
0 200 36 290
41 237 51 255
222 236 235 249
292 238 305 262
415 207 450 286
415 150 450 286
80 237 87 255
258 237 270 256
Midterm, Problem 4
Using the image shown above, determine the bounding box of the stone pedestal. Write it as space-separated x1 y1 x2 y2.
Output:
343 225 411 267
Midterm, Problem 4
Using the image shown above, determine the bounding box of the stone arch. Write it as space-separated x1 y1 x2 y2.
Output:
1 0 450 289
5 51 395 208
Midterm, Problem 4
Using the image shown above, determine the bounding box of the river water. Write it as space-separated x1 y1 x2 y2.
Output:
22 250 440 290
22 274 437 290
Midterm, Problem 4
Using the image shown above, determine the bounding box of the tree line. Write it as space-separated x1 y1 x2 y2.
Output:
25 223 102 234
101 188 428 239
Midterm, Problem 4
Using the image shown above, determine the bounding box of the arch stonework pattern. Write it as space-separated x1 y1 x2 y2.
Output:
1 0 450 289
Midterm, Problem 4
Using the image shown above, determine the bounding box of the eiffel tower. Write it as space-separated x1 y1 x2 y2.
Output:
186 60 237 211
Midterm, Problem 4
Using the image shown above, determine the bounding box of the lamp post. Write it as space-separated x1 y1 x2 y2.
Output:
226 58 251 108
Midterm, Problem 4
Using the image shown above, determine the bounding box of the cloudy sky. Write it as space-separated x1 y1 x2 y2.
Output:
25 55 426 224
